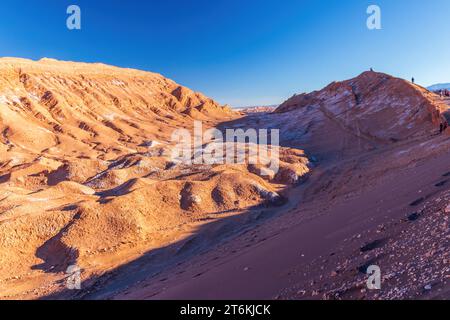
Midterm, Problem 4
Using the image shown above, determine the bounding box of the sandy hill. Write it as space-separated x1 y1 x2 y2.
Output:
0 57 232 156
274 71 449 159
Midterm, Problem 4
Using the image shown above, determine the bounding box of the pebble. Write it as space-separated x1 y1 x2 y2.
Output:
445 204 450 214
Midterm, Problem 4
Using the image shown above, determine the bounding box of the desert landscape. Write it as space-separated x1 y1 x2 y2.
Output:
0 58 448 300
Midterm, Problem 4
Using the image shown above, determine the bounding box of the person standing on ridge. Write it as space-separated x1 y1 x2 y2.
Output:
411 77 415 84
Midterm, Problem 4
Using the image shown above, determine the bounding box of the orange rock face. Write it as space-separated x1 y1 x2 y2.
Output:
273 71 449 159
0 58 309 299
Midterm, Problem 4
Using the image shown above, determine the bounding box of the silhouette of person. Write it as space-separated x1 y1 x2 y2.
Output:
412 77 415 84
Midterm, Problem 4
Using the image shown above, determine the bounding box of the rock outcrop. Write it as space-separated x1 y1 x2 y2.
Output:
274 71 449 158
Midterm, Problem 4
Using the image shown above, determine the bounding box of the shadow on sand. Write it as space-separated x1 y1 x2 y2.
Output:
40 196 295 300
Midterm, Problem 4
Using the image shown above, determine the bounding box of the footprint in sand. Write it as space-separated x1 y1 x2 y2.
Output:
407 212 420 221
357 258 379 274
409 197 425 206
435 180 448 187
360 239 387 253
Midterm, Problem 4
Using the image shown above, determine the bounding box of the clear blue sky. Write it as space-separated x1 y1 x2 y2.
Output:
1 0 449 106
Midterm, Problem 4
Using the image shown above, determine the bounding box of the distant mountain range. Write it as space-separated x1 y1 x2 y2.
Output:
428 83 450 91
236 105 278 113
